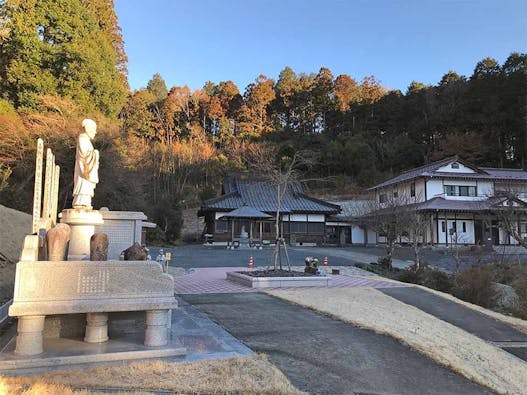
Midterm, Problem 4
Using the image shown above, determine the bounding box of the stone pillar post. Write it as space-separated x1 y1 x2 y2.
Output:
144 309 169 347
84 312 109 343
59 209 104 260
15 315 45 355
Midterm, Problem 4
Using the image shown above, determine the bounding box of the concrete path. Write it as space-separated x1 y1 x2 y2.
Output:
182 293 493 395
380 287 527 361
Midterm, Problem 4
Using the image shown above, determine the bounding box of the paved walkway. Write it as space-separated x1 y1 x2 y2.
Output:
0 298 252 375
381 287 527 362
182 293 493 395
173 266 406 294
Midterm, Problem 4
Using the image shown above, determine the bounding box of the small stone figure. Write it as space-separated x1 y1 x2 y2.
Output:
90 233 109 261
122 242 147 260
304 256 319 274
72 119 99 209
46 223 71 261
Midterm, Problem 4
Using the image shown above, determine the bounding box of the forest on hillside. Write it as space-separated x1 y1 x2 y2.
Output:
0 1 526 241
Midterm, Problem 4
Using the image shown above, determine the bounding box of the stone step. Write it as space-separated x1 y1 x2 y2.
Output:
0 335 185 372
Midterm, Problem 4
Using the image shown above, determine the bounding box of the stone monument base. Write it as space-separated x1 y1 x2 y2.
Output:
9 260 179 356
0 331 185 372
59 208 104 260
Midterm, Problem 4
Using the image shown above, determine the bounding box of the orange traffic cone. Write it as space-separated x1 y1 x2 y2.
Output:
248 256 254 269
323 256 328 267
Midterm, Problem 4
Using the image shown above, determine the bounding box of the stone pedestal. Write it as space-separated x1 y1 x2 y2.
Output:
84 312 109 343
15 315 45 356
145 310 169 347
59 209 103 260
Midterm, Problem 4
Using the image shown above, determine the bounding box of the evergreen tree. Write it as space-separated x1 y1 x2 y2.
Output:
147 73 168 102
0 0 128 116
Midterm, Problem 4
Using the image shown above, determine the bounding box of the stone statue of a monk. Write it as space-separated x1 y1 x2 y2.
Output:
72 119 99 209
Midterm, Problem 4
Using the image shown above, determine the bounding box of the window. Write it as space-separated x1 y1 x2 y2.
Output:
444 185 476 196
215 220 228 233
441 221 446 232
462 222 466 233
290 222 307 233
444 185 456 196
451 222 457 231
262 222 272 233
410 182 416 197
451 163 459 169
307 222 324 234
379 194 387 203
393 191 398 198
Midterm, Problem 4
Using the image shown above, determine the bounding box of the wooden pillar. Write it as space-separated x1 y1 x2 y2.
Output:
260 221 263 242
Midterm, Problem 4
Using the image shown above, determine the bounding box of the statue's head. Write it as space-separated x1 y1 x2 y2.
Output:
81 119 97 139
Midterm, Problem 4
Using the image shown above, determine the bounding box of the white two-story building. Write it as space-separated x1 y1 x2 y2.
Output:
351 156 527 246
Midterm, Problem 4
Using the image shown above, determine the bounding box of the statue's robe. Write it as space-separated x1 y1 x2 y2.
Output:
72 133 99 208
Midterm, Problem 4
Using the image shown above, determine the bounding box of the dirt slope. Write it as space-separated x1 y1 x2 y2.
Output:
0 204 31 301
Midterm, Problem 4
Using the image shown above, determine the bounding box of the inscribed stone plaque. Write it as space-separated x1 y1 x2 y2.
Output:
32 139 44 233
51 165 60 223
13 261 173 302
42 149 53 220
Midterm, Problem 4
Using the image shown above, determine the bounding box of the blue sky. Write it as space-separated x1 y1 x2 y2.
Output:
115 0 527 93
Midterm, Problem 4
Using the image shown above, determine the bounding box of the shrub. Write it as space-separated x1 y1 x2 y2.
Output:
487 262 522 284
452 266 496 308
394 269 421 284
512 276 527 319
377 255 392 270
420 269 454 293
145 227 168 246
354 262 401 277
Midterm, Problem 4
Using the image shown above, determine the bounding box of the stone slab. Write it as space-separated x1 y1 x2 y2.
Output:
0 335 185 371
10 260 174 316
226 271 331 288
0 297 251 374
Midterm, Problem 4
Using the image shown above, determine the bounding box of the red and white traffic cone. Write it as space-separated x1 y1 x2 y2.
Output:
248 256 254 269
323 256 328 267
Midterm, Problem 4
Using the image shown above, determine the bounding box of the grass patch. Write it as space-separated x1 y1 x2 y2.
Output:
0 355 303 395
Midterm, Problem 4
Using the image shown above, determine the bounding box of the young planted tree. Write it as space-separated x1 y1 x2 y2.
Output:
247 143 316 271
406 205 431 271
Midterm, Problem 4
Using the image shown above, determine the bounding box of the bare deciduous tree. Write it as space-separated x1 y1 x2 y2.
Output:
361 192 429 270
246 143 317 271
493 193 527 247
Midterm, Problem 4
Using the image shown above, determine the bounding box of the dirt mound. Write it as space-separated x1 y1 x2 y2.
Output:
0 204 31 263
0 204 31 301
